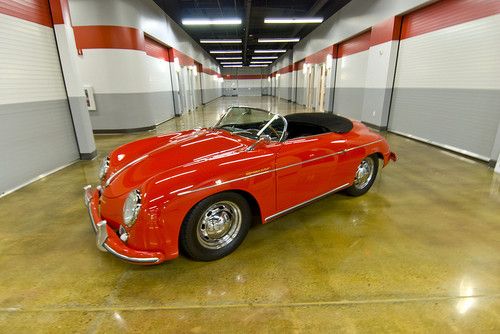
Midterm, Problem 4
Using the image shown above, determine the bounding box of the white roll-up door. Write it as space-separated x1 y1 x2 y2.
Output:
0 2 79 195
333 30 371 120
388 1 500 160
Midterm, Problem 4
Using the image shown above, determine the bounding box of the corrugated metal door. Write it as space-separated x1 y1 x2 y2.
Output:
388 0 500 160
0 0 79 194
333 30 371 120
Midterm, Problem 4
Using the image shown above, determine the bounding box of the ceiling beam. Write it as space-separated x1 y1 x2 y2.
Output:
242 0 252 65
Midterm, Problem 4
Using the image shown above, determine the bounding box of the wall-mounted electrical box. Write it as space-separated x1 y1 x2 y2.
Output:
83 86 96 111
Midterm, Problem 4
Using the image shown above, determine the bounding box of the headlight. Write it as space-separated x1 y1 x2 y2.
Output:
123 189 142 227
98 156 110 181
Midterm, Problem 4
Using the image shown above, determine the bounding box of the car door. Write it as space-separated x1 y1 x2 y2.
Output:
275 133 349 212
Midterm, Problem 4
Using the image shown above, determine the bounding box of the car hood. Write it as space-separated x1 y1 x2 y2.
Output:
102 129 250 198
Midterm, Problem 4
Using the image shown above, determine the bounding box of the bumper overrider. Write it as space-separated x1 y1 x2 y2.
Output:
83 185 165 264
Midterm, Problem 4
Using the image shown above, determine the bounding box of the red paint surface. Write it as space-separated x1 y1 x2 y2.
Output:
91 122 394 264
305 45 336 64
225 75 264 80
338 30 371 58
172 48 195 67
370 16 402 46
0 0 52 27
73 25 145 51
48 0 70 25
144 35 170 61
202 66 220 77
401 0 500 39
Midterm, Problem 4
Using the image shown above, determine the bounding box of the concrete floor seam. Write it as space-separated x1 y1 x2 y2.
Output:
1 294 499 313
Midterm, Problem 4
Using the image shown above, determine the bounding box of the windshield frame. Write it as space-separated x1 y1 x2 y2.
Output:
214 106 288 142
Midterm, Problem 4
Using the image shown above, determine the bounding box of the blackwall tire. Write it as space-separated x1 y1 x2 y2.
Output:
179 192 251 261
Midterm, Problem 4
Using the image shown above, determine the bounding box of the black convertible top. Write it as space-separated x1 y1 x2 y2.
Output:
284 113 353 134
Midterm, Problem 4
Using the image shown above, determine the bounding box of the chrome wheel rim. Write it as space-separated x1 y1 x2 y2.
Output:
196 201 242 250
354 157 375 190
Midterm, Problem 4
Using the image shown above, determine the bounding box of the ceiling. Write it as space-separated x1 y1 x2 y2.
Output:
153 0 352 67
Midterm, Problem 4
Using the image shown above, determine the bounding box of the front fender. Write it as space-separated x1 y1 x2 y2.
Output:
138 148 277 258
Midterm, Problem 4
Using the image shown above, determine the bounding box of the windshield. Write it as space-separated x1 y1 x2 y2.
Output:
214 107 287 141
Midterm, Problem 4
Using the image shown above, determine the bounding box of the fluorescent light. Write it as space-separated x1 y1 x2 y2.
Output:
220 61 242 64
254 49 287 53
216 57 242 60
183 18 242 25
223 65 243 68
252 56 278 59
200 39 242 44
251 61 272 64
249 64 268 67
210 50 242 54
258 38 300 43
264 17 323 24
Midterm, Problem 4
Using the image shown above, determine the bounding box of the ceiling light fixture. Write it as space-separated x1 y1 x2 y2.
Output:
223 65 243 68
252 56 278 59
200 39 242 44
216 57 242 60
220 61 242 64
249 64 269 67
251 61 272 64
258 38 300 43
182 18 242 25
210 50 242 54
254 49 287 53
264 18 323 24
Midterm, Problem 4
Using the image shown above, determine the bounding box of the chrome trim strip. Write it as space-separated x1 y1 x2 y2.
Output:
265 183 350 222
102 244 160 263
177 139 382 196
177 168 275 196
105 155 148 187
344 139 383 152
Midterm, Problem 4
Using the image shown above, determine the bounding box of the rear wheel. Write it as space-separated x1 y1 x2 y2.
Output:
345 155 379 196
180 192 251 261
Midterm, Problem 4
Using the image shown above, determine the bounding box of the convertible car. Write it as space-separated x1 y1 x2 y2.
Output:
84 107 396 264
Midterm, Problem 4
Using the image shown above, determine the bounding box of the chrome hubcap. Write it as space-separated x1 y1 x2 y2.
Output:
197 201 242 250
354 158 375 189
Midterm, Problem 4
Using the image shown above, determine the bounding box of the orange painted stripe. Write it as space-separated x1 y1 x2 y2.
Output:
370 16 402 46
338 30 371 58
172 49 195 67
0 0 52 27
73 25 145 51
48 0 71 25
305 45 336 64
144 35 170 61
202 67 220 77
224 74 264 80
401 0 500 39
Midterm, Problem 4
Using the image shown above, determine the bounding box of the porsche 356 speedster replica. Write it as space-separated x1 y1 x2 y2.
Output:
84 106 396 264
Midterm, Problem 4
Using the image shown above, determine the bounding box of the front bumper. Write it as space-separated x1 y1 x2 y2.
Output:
83 185 165 264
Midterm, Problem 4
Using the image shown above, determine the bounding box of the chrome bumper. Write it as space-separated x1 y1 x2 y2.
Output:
83 185 160 264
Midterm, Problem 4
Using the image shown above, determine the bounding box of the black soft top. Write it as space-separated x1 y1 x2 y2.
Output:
284 113 353 134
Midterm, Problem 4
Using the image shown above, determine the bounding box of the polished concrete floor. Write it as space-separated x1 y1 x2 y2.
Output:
1 96 499 333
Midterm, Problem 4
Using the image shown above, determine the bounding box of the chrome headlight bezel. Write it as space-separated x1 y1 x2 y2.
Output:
98 156 110 181
123 189 142 227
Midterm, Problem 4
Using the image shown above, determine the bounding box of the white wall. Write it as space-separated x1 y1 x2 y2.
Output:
221 67 270 97
0 12 79 195
68 0 222 130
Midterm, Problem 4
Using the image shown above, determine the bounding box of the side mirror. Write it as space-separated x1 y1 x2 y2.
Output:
247 135 271 151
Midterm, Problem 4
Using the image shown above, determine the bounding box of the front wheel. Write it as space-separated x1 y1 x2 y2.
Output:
345 155 379 196
179 192 251 261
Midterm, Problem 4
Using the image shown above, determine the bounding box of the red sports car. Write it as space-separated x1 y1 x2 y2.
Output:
84 107 396 264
